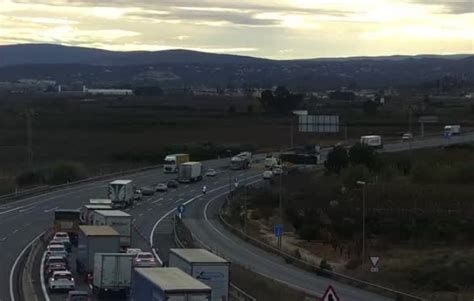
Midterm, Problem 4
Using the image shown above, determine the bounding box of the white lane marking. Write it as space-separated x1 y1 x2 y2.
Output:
10 231 45 301
12 229 18 234
147 208 153 212
174 199 184 204
40 250 51 301
178 193 185 197
139 213 144 217
44 206 59 213
0 206 26 215
190 189 196 193
0 236 6 242
213 181 219 185
25 223 31 227
152 197 163 204
18 206 35 213
149 173 261 265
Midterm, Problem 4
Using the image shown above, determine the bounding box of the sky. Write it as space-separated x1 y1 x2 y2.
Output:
0 0 473 59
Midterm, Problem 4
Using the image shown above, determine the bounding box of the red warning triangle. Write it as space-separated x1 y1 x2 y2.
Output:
322 285 340 301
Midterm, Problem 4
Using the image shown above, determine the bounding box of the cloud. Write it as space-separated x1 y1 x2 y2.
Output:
406 0 474 14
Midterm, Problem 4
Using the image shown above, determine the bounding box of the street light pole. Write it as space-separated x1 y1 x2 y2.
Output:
278 169 283 249
227 150 232 199
356 181 367 262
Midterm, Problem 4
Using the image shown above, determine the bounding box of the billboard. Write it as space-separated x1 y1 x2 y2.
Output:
298 115 339 133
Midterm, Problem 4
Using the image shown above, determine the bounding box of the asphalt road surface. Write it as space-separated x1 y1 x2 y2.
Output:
2 133 474 301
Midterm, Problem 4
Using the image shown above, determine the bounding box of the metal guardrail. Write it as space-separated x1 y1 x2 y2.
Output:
218 206 423 301
0 164 162 205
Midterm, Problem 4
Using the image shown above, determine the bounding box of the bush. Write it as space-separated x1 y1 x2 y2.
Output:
16 170 45 186
16 161 88 187
349 143 379 170
341 165 371 189
297 224 320 241
325 146 349 174
320 259 333 271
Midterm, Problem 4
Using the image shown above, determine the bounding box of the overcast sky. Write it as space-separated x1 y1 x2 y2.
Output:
0 0 473 59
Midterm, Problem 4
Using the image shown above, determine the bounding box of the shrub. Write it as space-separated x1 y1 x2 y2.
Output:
45 161 88 184
324 146 349 174
345 258 363 270
320 259 333 271
297 224 320 241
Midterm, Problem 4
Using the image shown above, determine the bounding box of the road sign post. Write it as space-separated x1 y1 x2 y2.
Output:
370 256 380 273
177 205 185 219
274 224 283 249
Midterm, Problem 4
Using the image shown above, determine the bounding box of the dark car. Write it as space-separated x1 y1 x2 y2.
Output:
167 180 178 188
67 290 91 301
140 186 155 196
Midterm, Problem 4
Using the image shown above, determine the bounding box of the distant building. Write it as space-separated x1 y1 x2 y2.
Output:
83 86 133 96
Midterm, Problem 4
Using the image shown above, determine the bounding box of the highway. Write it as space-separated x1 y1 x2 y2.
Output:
1 132 474 301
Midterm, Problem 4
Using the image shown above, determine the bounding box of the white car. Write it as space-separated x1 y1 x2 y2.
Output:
205 169 217 177
53 232 71 244
46 244 68 259
263 170 273 180
133 252 159 267
402 133 413 141
126 248 142 256
156 183 168 192
272 167 283 175
48 270 75 292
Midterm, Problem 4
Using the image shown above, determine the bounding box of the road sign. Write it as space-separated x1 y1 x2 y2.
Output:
370 256 380 273
299 115 340 133
177 205 185 214
322 285 340 301
274 224 283 237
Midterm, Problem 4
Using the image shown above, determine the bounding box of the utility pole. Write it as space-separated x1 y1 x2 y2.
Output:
25 108 35 169
278 167 283 249
227 150 232 199
290 118 294 149
243 176 248 232
356 181 367 262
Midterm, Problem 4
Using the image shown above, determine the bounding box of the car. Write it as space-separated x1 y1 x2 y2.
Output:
140 186 155 196
263 170 273 180
156 183 168 192
49 239 71 252
272 167 283 175
133 189 142 201
67 290 91 301
44 263 67 279
167 180 178 188
126 248 143 255
48 270 75 292
45 256 69 270
205 169 217 177
402 133 413 141
133 252 158 267
54 232 70 243
46 244 68 258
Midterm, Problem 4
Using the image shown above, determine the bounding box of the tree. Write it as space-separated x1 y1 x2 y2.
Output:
259 86 302 114
349 143 378 170
259 89 273 111
325 146 349 174
363 100 378 115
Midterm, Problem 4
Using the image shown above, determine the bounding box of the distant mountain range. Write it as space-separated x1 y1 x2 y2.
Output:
0 43 473 89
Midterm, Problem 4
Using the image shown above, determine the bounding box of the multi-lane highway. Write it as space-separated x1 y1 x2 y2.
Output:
2 132 474 301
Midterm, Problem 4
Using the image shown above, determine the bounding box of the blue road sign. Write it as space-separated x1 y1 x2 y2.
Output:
177 205 185 214
274 224 283 237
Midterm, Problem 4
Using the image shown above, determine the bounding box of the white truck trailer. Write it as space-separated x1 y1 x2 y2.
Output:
169 248 229 301
230 152 252 170
132 268 211 301
360 135 383 148
178 162 203 183
93 253 134 296
164 154 190 173
108 180 134 208
444 125 461 136
92 210 132 248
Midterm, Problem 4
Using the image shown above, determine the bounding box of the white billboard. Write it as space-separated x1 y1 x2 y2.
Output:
299 115 339 133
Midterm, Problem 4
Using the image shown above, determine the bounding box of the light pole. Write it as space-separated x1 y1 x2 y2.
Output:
356 181 366 262
227 150 232 198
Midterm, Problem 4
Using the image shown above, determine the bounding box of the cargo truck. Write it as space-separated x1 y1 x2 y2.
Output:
80 204 112 225
132 268 211 301
108 180 134 208
89 199 112 206
178 162 203 183
164 154 190 173
76 226 120 277
444 125 461 136
360 135 383 148
93 253 134 296
230 152 252 170
54 209 81 245
92 210 132 248
169 248 229 301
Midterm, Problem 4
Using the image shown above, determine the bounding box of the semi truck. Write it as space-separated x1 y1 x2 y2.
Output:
92 210 132 248
53 209 81 245
93 253 134 296
230 152 252 170
444 125 461 136
164 154 190 173
108 180 134 208
76 226 120 276
132 268 211 301
178 162 203 183
360 135 383 148
169 248 230 301
80 204 112 225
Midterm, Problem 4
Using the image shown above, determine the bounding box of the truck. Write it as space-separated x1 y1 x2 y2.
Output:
230 152 252 170
92 210 132 248
178 162 203 183
93 253 134 296
80 204 112 225
89 199 112 206
76 226 120 276
54 209 81 245
169 248 229 301
360 135 383 148
108 180 134 208
444 125 461 136
264 155 279 169
164 154 190 173
132 267 211 301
